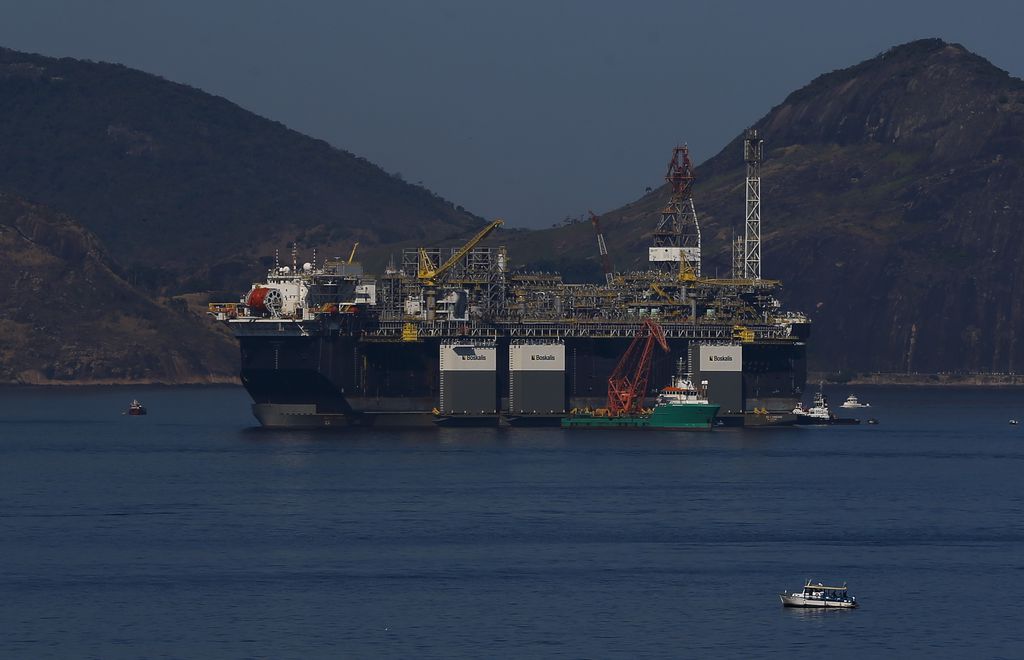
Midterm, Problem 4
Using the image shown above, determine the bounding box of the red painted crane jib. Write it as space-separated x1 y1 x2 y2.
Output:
665 145 696 198
606 318 670 416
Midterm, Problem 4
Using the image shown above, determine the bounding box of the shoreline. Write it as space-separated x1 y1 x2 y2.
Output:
1 376 241 387
812 372 1024 387
3 374 1023 388
3 376 1022 388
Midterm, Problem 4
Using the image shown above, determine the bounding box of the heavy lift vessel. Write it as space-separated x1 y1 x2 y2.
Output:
211 131 809 428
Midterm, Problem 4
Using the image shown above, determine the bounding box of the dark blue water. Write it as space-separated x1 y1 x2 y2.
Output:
2 385 1022 658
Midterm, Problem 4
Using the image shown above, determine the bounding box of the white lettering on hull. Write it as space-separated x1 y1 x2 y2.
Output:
509 343 565 372
440 344 497 371
699 344 743 372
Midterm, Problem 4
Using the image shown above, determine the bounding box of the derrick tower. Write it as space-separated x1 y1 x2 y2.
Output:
650 145 701 277
743 129 763 280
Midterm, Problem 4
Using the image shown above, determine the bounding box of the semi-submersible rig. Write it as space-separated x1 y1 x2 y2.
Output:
211 130 810 428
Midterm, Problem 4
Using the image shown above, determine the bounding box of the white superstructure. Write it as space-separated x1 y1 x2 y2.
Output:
208 258 375 323
792 390 831 422
780 580 858 609
840 394 870 408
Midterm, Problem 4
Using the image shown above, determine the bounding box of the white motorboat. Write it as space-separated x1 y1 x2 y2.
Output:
780 580 857 608
840 394 870 409
793 389 860 425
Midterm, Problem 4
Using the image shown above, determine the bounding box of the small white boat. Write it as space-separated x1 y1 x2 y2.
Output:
840 394 870 409
780 580 857 608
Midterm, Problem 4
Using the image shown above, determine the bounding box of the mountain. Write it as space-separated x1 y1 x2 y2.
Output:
504 39 1024 374
0 193 237 383
4 39 1023 380
0 46 483 293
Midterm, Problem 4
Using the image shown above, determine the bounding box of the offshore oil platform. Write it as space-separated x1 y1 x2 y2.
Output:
211 130 809 428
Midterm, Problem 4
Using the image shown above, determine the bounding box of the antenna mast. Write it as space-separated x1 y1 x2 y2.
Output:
743 129 763 280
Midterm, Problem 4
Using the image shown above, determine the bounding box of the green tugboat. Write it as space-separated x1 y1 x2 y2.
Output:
561 318 720 430
561 375 719 429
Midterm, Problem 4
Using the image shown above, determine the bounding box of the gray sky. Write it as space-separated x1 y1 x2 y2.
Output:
0 0 1021 228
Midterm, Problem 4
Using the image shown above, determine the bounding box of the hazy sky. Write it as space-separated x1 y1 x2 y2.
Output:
1 0 1021 228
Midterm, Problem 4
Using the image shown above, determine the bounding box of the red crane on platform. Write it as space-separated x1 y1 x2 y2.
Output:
607 318 670 416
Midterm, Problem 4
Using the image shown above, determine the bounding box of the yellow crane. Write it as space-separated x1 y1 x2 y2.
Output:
347 242 359 264
418 219 504 284
678 254 698 282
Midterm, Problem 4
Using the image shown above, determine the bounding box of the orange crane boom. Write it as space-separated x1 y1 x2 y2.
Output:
607 318 670 415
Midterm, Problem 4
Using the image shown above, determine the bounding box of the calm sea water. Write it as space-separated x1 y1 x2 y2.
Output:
1 385 1022 659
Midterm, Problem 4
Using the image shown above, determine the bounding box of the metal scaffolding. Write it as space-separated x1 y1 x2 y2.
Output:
743 128 763 280
228 137 807 351
732 234 745 280
652 145 702 277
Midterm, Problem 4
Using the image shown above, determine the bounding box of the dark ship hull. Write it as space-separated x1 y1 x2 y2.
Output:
236 326 807 428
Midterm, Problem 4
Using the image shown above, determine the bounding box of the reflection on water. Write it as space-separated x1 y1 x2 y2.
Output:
784 605 861 620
